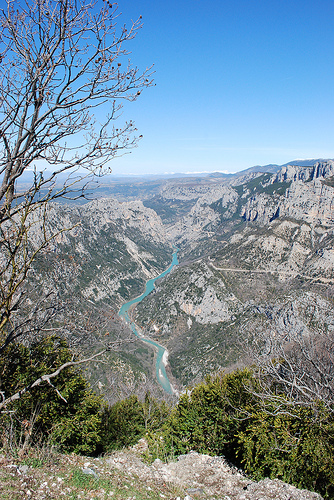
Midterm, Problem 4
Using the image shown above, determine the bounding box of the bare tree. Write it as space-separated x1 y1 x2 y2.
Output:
0 0 152 215
248 329 334 415
0 0 152 405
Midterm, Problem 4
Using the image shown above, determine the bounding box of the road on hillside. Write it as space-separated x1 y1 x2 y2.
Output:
208 261 334 284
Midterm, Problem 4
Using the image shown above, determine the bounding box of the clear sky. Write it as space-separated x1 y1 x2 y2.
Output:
105 0 334 175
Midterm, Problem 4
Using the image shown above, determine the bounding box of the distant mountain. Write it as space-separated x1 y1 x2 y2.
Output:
16 159 334 193
239 163 281 174
235 159 334 176
281 158 332 167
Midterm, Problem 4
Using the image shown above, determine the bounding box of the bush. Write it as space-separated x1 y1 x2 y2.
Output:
146 368 334 498
102 395 145 451
102 392 171 452
0 336 105 456
160 369 258 460
237 404 334 498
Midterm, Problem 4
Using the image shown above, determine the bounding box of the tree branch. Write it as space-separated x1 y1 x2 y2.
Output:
0 349 107 410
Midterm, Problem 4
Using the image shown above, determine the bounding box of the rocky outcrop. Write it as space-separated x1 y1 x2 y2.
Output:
240 162 334 226
0 449 323 500
144 450 323 500
167 185 238 248
79 198 168 243
240 192 280 224
274 161 334 183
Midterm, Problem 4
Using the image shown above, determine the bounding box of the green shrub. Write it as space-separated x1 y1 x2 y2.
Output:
102 395 145 451
102 392 171 452
160 369 258 460
0 336 105 456
237 404 334 498
147 368 334 498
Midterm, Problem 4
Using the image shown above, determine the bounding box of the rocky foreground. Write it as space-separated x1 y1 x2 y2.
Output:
0 444 323 500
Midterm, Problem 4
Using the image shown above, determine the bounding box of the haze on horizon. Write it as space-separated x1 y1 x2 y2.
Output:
102 0 334 177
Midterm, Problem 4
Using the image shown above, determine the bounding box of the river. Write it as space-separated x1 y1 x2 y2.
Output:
118 249 179 394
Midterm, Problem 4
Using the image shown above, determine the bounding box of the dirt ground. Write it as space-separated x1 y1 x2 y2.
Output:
0 442 323 500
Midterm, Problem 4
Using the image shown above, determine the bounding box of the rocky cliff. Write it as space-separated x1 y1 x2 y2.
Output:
241 161 334 225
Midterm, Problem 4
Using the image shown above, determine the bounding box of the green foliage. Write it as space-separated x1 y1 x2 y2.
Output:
237 405 334 498
50 391 105 455
322 175 334 187
2 333 333 498
160 369 258 460
102 395 145 451
102 392 171 452
145 368 334 498
234 173 291 198
0 337 170 456
142 430 174 464
69 468 102 491
0 336 105 456
142 392 170 431
20 456 44 468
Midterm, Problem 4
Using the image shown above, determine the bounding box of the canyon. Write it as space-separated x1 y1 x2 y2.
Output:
29 159 334 395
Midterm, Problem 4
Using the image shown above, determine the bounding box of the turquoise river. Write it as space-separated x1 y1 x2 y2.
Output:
118 250 179 394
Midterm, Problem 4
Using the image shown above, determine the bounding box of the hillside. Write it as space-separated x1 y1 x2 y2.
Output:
27 198 174 401
135 161 334 385
26 159 334 392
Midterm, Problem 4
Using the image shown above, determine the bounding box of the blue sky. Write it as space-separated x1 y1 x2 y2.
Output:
106 1 334 175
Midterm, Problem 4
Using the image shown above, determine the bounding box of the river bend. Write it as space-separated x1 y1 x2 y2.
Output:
118 250 178 394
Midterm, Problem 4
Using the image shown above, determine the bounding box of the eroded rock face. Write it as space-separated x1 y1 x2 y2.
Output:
29 197 172 306
80 198 168 244
241 162 334 226
167 185 239 248
275 161 334 183
283 179 334 225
